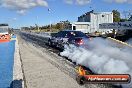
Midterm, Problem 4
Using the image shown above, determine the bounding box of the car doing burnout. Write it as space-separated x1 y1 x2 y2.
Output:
48 30 90 49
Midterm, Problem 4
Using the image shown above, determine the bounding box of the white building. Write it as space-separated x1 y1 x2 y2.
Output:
72 10 113 33
0 24 9 34
71 22 91 33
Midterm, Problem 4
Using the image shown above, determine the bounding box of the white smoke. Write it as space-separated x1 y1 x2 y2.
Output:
0 0 48 14
127 38 132 45
60 37 132 88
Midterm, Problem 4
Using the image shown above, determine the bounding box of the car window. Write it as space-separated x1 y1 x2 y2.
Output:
56 31 68 37
67 32 76 38
74 31 88 37
67 31 87 38
56 31 63 37
56 31 87 38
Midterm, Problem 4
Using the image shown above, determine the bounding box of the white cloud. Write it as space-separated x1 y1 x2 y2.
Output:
104 0 132 4
17 10 27 15
76 0 91 5
0 0 48 14
64 0 91 5
65 0 73 4
12 18 17 21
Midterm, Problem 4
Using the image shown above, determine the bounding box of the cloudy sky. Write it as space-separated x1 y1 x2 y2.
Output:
0 0 131 28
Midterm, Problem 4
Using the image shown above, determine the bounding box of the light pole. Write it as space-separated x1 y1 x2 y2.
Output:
36 16 40 32
48 8 52 32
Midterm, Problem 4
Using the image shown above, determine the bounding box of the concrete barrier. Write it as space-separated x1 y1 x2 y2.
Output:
107 37 132 48
13 36 24 88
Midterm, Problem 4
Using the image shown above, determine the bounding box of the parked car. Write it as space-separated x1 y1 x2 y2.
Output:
48 30 90 49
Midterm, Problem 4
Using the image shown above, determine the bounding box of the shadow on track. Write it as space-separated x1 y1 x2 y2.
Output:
9 79 23 88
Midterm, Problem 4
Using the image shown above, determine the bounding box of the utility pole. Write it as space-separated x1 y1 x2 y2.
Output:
48 8 52 32
36 16 40 32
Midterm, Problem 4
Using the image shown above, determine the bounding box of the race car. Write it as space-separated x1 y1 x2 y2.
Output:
48 30 91 50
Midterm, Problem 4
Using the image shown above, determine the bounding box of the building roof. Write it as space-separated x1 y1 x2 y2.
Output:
73 22 91 24
92 12 112 14
78 10 112 18
0 24 8 26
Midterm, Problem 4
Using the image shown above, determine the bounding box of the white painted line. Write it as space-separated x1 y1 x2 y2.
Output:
13 36 24 88
108 37 132 48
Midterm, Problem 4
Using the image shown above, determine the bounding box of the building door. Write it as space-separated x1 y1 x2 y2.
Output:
73 26 76 30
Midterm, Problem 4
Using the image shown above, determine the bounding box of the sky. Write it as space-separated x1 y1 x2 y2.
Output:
0 0 132 28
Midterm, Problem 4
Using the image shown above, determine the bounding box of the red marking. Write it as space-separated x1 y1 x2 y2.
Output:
0 34 10 43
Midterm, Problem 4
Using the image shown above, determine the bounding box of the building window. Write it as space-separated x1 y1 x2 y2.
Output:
102 15 105 17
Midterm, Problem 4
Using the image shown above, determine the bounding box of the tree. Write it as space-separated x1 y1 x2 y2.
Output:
112 10 121 22
120 18 128 22
55 23 61 29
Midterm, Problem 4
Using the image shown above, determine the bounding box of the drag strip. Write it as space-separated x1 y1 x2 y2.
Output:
19 32 121 88
18 33 85 88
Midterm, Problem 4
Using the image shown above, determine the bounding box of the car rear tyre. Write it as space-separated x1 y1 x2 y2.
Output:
76 76 86 85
